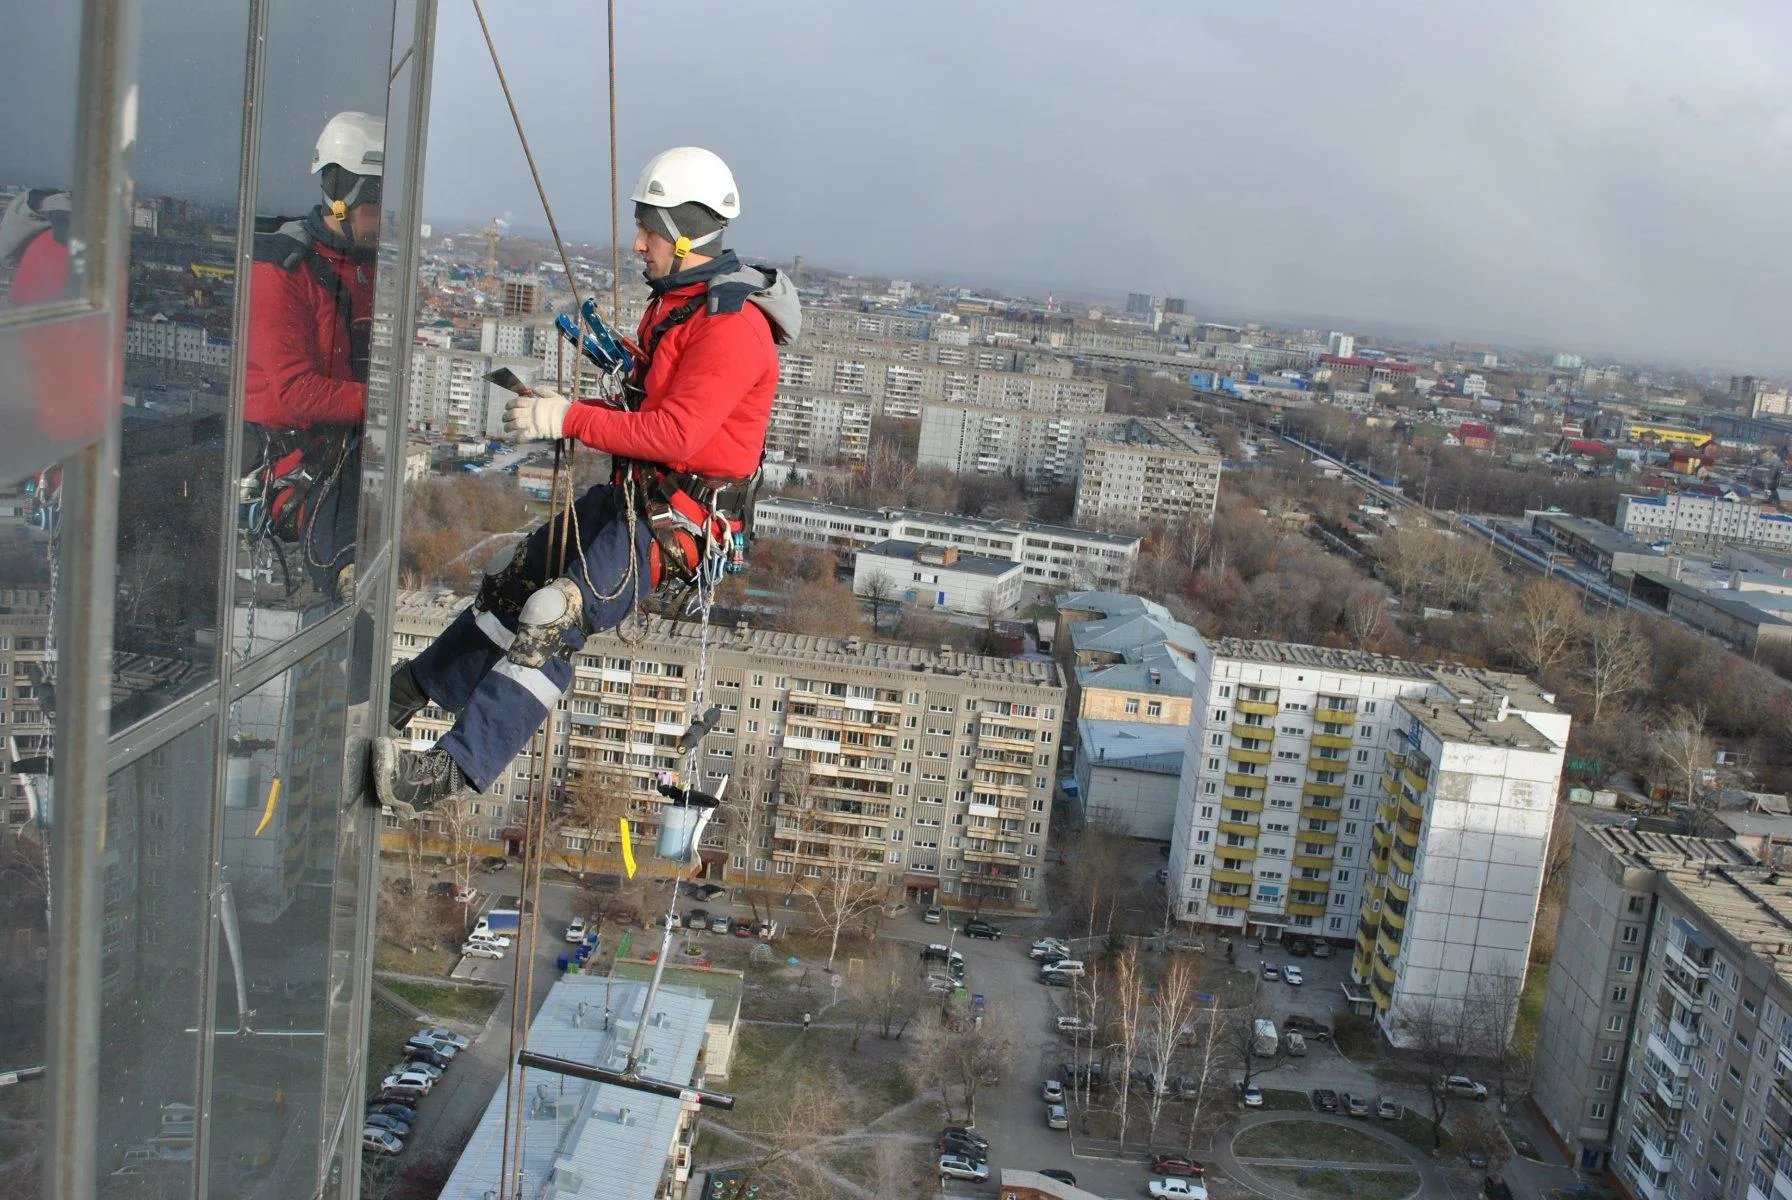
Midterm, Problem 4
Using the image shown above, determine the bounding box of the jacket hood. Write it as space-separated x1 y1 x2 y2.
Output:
302 206 376 263
706 263 801 345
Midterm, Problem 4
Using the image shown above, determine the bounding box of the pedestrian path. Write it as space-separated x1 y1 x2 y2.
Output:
1214 1112 1449 1200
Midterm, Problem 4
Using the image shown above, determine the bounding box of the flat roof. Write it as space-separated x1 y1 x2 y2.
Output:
1532 511 1666 558
754 495 1141 548
1077 719 1185 775
860 539 1022 577
1209 638 1433 679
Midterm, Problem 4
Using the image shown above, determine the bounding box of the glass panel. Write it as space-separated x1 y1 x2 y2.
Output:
94 719 217 1194
111 0 258 731
207 632 354 1196
0 8 83 310
238 0 399 644
0 459 62 1197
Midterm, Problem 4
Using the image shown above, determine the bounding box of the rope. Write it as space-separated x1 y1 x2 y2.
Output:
608 0 621 324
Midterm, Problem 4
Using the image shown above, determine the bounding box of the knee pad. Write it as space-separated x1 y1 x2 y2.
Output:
508 578 586 669
476 539 530 614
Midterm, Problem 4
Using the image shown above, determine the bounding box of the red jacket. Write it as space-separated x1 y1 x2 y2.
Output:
244 213 372 429
561 270 778 480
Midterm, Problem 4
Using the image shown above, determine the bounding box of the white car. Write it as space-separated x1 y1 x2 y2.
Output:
362 1128 404 1155
1282 964 1303 986
1443 1074 1489 1100
1056 1015 1097 1034
1148 1178 1209 1199
467 931 512 949
380 1071 433 1094
390 1059 442 1079
1042 1079 1065 1103
1030 938 1071 960
937 1153 988 1182
405 1036 456 1060
417 1026 470 1051
453 885 476 904
461 941 504 959
565 918 587 943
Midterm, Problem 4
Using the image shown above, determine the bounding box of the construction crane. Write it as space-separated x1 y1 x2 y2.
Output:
480 215 509 302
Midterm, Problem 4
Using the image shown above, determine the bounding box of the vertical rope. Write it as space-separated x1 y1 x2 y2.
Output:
608 0 622 324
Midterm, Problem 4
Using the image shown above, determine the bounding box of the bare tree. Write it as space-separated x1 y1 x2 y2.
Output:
857 570 900 633
1180 996 1228 1152
561 767 632 879
798 872 888 971
1062 813 1138 941
1505 578 1586 680
1652 703 1715 813
1141 950 1206 1142
906 1004 1018 1128
842 941 924 1048
1578 614 1648 726
1343 582 1391 647
1391 968 1520 1148
1112 948 1147 1146
1221 985 1282 1093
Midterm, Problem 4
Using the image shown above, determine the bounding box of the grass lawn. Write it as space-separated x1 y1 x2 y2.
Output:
374 939 456 978
1257 1088 1315 1112
1254 1165 1420 1200
380 978 504 1024
726 1025 913 1135
1384 1107 1451 1153
365 996 420 1093
1235 1120 1405 1163
1513 961 1550 1067
1200 964 1259 1008
1331 1012 1377 1060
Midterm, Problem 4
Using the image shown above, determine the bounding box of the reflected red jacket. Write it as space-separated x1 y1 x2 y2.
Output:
244 211 373 429
561 256 779 480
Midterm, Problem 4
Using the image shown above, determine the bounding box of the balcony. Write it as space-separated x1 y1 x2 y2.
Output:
1311 732 1354 752
1390 844 1416 876
1402 767 1430 794
1314 704 1358 724
1381 774 1403 799
1235 698 1278 717
1219 844 1258 862
1287 899 1327 919
1211 867 1254 887
1299 827 1339 846
1228 746 1272 766
1303 780 1345 799
1224 772 1267 792
1645 1028 1692 1078
1300 802 1341 823
1218 820 1259 839
1377 928 1402 960
1373 955 1398 987
1371 824 1392 851
1232 721 1274 740
1635 1127 1676 1176
1386 872 1412 902
1623 1156 1669 1200
1369 975 1391 1011
1293 852 1335 871
963 845 1022 865
1381 903 1407 932
1223 793 1265 813
1383 750 1407 772
1394 822 1420 851
1399 794 1426 823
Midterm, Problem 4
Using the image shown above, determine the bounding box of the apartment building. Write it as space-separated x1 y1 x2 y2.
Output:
1619 492 1792 553
753 496 1140 590
766 388 873 463
409 343 542 436
0 581 52 826
803 307 934 341
392 595 1065 910
776 343 1106 419
1533 822 1792 1200
917 403 1129 485
1053 591 1201 729
1073 418 1223 529
1169 640 1568 1043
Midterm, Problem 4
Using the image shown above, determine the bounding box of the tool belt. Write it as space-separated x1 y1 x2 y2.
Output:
241 425 356 544
617 460 754 592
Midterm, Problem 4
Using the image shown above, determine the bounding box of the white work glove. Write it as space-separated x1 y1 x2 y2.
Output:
503 386 571 441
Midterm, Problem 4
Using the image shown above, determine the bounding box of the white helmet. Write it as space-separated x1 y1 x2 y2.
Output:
312 111 385 178
631 147 739 220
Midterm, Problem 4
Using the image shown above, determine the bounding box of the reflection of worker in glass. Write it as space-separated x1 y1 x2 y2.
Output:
0 188 72 303
242 111 382 598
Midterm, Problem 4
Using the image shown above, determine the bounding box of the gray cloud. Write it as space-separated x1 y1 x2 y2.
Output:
423 0 1792 371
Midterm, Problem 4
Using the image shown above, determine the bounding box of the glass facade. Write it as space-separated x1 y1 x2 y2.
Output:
0 0 435 1196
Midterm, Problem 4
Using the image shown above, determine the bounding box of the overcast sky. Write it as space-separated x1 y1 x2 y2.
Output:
423 1 1792 373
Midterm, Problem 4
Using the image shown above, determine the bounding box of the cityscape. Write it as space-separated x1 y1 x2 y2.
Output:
4 5 1792 1200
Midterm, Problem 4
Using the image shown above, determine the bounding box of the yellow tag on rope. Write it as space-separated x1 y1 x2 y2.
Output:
620 816 638 878
254 776 282 837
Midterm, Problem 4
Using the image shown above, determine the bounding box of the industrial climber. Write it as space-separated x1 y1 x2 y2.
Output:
373 146 799 816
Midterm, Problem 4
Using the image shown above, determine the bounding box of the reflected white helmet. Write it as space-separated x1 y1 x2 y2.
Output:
312 111 386 178
630 147 739 220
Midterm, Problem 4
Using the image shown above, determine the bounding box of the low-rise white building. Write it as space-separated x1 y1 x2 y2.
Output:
1074 719 1184 841
854 540 1023 615
1618 491 1792 552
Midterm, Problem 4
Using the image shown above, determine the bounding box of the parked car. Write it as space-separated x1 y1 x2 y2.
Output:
1045 1102 1068 1130
684 882 726 900
565 918 587 943
709 914 731 934
1261 961 1279 980
363 1113 410 1137
1155 865 1170 883
461 941 503 959
920 943 966 967
370 1087 425 1106
1239 1083 1263 1107
1151 1154 1205 1177
1443 1075 1489 1100
480 855 509 873
1285 1014 1332 1041
1042 1079 1065 1103
405 1035 456 1060
1376 1096 1401 1120
452 885 477 904
938 1127 988 1153
417 1027 470 1050
1030 938 1071 960
402 1047 451 1070
1310 940 1335 958
1147 1178 1209 1199
1281 964 1303 986
1172 1075 1201 1099
1285 936 1311 956
962 919 1002 940
367 1102 418 1123
361 1128 403 1155
1284 1031 1307 1056
731 918 756 938
1342 1092 1371 1117
1466 1149 1490 1169
1055 1015 1096 1034
937 1153 988 1182
1040 958 1085 977
925 972 958 994
390 1059 442 1079
428 881 453 898
1311 1088 1339 1112
1040 1169 1077 1185
686 908 709 929
1040 970 1072 988
922 906 943 924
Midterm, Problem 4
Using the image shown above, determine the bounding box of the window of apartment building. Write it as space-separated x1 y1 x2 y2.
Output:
1611 985 1630 1004
1621 924 1640 944
1352 774 1366 787
1596 1072 1614 1092
1606 1014 1627 1033
1125 698 1140 715
1209 732 1224 747
1600 1044 1619 1063
1617 955 1636 973
1588 1101 1608 1121
1627 894 1647 914
1147 701 1162 717
1219 686 1233 698
1206 757 1221 772
1355 749 1370 762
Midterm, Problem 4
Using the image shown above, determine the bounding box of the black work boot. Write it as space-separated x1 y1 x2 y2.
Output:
388 660 430 732
371 738 469 818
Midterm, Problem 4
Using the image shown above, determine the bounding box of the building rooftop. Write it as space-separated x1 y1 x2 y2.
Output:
440 975 713 1200
1532 511 1667 558
1056 591 1204 696
1208 638 1433 679
397 591 1064 689
1077 719 1185 776
1399 667 1566 751
754 495 1141 548
1084 416 1221 459
860 539 1021 578
608 960 743 1027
